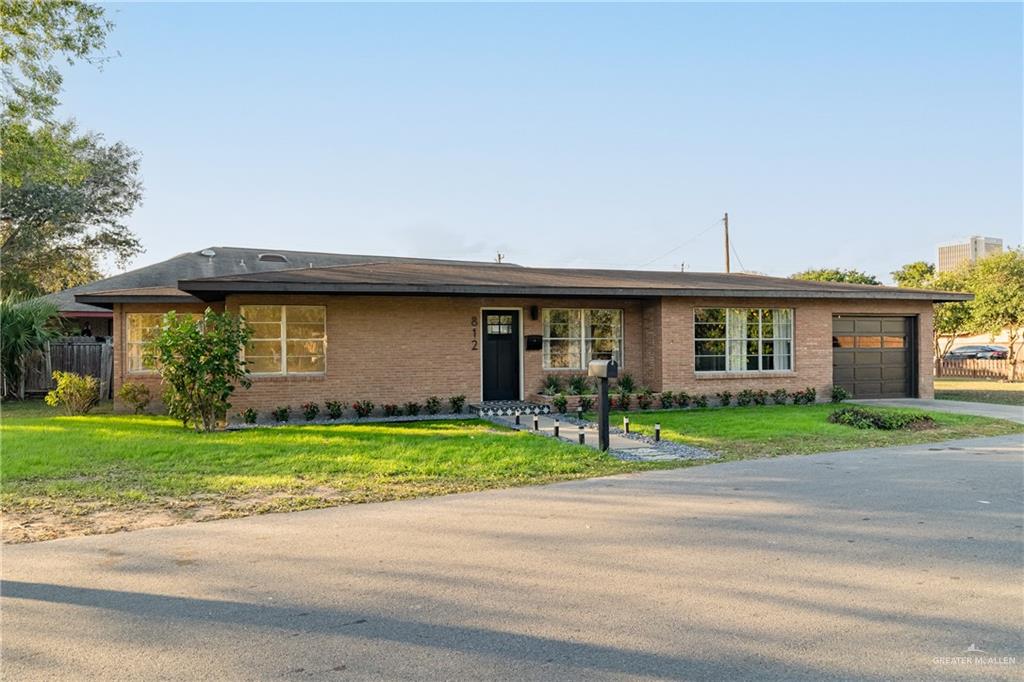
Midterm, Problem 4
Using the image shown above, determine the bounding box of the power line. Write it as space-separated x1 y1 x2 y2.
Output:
730 241 747 273
635 217 724 268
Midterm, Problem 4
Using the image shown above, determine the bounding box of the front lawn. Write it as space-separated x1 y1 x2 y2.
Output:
603 403 1023 460
1 403 678 543
935 377 1024 406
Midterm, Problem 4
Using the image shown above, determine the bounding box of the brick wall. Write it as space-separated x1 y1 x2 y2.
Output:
112 294 935 413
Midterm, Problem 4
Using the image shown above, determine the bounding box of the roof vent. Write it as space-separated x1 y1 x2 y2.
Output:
199 249 216 257
258 253 288 263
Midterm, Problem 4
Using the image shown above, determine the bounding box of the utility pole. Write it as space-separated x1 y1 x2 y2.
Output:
723 212 730 273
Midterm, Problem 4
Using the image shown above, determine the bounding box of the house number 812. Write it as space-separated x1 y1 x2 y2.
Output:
471 315 478 350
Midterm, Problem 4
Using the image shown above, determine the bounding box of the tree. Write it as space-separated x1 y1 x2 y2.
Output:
0 295 60 398
1 1 143 297
790 268 881 285
968 249 1024 381
891 261 935 289
146 310 253 432
930 269 974 374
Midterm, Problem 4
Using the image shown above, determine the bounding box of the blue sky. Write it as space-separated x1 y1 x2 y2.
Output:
60 2 1022 281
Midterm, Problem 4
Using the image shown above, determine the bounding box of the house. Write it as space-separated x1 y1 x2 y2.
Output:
73 249 970 412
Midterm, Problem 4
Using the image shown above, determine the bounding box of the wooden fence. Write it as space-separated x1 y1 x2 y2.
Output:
23 338 114 398
937 358 1019 379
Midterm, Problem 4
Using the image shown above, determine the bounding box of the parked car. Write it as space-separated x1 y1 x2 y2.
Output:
945 345 1008 360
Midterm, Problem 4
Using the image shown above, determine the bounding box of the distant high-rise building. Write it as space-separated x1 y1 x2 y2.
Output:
937 236 1003 273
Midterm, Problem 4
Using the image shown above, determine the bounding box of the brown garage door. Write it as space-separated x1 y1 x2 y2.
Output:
832 316 915 398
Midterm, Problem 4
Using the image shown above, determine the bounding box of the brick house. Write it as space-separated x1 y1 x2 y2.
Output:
74 250 968 413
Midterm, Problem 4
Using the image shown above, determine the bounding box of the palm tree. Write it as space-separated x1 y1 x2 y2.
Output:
1 296 60 399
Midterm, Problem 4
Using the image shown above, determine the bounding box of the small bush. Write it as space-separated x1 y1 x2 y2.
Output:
770 388 789 405
716 391 732 407
448 394 466 414
552 393 568 414
791 387 818 405
117 382 151 414
736 389 755 407
659 391 675 409
301 402 320 421
542 375 563 396
425 396 442 415
675 391 691 408
272 406 290 422
352 400 374 418
616 388 632 411
828 406 934 431
568 375 590 395
44 371 99 415
403 401 421 416
692 394 708 408
383 403 401 417
830 385 851 403
636 388 653 410
325 400 345 419
617 373 636 394
577 395 594 412
241 407 258 424
753 390 769 406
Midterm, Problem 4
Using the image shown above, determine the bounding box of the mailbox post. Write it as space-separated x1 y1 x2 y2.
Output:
588 358 618 452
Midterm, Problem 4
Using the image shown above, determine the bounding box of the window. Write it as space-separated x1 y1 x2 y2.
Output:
542 309 622 370
126 312 201 373
486 314 514 335
694 308 793 372
240 305 326 375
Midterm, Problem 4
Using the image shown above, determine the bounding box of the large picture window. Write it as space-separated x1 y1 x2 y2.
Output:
694 308 793 372
240 305 326 375
543 309 622 370
126 313 164 373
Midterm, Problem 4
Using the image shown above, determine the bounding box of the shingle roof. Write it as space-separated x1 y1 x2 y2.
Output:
173 260 970 302
47 247 502 314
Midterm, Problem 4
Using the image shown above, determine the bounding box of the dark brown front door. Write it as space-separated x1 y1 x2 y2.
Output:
482 310 520 401
832 316 916 398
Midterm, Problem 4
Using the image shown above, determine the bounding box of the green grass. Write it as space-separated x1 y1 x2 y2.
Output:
1 401 681 542
601 403 1023 460
935 378 1024 406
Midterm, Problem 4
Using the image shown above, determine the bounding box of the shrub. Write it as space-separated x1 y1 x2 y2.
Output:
830 385 851 403
425 395 442 415
675 391 691 408
736 389 755 407
770 388 789 405
542 375 563 396
1 296 59 399
449 394 466 414
828 406 934 431
616 388 631 411
147 309 252 432
272 406 290 422
617 373 636 394
692 394 708 408
403 401 421 416
791 387 818 405
325 400 345 419
552 393 568 414
659 391 675 409
577 395 594 412
117 382 151 414
352 400 375 418
44 371 98 415
753 390 769 406
383 403 401 417
301 402 320 421
241 407 258 424
568 374 590 395
636 388 653 410
716 391 732 407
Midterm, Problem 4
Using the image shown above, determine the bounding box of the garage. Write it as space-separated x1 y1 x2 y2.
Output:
832 316 916 398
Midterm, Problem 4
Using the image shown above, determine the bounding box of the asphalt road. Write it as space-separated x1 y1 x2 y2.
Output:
3 434 1022 681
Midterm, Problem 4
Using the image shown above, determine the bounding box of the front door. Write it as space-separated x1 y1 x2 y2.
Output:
482 310 520 401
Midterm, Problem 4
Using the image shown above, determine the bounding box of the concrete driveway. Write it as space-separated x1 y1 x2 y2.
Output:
853 398 1024 424
3 435 1022 681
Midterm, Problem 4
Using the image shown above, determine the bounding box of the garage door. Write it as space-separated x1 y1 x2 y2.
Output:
832 316 915 398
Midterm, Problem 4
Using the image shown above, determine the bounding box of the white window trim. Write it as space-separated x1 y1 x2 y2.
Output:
693 307 794 373
125 313 164 375
542 308 624 371
240 305 327 376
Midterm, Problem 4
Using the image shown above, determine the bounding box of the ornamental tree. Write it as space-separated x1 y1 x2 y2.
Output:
790 268 881 285
146 309 252 432
930 269 974 373
891 261 935 289
968 250 1024 381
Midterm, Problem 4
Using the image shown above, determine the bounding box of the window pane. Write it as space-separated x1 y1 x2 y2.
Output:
245 356 282 373
746 309 761 328
746 355 760 371
285 306 323 323
544 309 580 339
857 336 882 348
286 322 326 339
586 338 620 363
241 305 281 322
746 340 759 355
287 355 324 373
694 323 726 339
774 340 792 370
287 340 325 357
247 321 283 339
833 335 855 348
695 355 726 372
545 339 581 369
695 308 725 324
883 336 905 348
726 339 746 372
246 340 281 356
695 340 725 355
586 309 620 338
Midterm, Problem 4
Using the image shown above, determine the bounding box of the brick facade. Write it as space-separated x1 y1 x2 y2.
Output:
112 295 935 414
